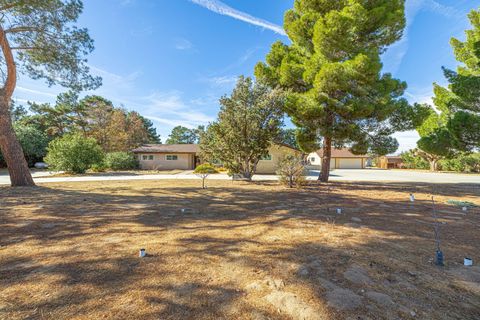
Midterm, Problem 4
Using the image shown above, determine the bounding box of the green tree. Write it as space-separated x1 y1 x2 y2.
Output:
0 124 49 167
400 150 429 170
420 9 480 153
255 0 423 182
139 116 161 144
10 101 28 122
27 92 80 138
200 76 283 180
0 0 101 186
276 128 300 150
194 163 218 189
45 134 103 174
166 125 202 144
104 152 139 171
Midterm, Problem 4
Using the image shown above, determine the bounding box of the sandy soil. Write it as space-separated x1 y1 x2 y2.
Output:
0 180 479 320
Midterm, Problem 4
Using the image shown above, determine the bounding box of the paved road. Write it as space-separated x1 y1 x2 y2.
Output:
0 169 479 185
309 169 480 184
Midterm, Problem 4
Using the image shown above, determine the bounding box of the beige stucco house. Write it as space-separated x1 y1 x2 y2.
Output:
132 143 300 173
256 144 302 174
307 148 368 169
132 144 200 170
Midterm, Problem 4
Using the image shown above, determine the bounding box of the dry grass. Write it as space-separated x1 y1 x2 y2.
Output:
0 180 479 320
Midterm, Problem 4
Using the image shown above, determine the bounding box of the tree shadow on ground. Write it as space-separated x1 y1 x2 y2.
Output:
0 180 479 319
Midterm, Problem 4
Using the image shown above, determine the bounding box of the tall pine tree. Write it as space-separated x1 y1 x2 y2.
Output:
255 0 423 181
420 9 480 154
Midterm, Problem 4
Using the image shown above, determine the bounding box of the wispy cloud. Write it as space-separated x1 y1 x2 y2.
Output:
174 38 194 50
189 0 286 36
138 91 215 129
200 75 237 87
16 86 57 98
88 65 142 91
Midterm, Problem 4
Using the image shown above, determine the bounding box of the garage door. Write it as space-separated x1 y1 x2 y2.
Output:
338 158 363 169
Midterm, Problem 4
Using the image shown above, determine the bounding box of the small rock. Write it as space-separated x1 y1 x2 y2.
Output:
266 278 285 290
318 279 363 311
344 265 373 285
41 222 57 229
326 287 362 310
365 291 393 306
297 267 309 277
245 281 263 292
410 311 416 317
351 217 362 223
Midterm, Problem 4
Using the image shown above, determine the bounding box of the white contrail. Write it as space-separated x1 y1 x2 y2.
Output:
190 0 287 36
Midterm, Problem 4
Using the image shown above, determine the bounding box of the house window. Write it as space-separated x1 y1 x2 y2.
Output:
166 155 178 161
261 154 272 161
310 157 316 162
142 155 154 161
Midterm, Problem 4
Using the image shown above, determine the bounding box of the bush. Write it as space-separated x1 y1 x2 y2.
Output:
45 134 104 174
104 152 138 171
0 124 49 167
194 164 218 189
400 151 429 170
439 153 480 173
276 154 307 188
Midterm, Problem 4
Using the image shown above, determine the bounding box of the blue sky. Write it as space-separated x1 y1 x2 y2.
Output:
13 0 480 153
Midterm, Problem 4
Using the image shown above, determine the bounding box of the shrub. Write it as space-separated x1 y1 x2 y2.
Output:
45 134 104 174
400 151 429 169
439 153 480 173
104 152 139 171
194 163 218 189
276 154 307 188
0 124 49 167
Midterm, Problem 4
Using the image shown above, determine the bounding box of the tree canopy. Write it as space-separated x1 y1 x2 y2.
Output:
255 0 425 181
21 93 158 152
200 76 284 180
166 125 203 144
0 0 100 186
418 9 480 155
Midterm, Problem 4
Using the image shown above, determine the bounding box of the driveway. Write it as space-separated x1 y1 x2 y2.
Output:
308 169 480 184
0 169 478 185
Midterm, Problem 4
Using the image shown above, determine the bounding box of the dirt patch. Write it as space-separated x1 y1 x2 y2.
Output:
0 180 479 319
265 291 322 320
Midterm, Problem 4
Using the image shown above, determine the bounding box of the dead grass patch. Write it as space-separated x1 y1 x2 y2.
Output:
0 180 479 319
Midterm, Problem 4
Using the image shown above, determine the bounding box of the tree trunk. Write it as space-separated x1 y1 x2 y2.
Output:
0 25 35 187
319 137 332 182
0 98 35 186
429 159 438 172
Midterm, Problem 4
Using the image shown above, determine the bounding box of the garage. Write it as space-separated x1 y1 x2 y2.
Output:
337 158 364 169
307 148 368 170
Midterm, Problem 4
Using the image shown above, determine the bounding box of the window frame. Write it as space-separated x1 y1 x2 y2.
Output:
142 155 154 161
261 154 272 161
165 154 179 161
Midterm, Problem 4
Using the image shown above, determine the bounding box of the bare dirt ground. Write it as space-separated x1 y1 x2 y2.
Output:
0 180 479 320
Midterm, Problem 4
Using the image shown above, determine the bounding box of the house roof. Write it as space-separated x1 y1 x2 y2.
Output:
132 144 200 154
315 148 368 158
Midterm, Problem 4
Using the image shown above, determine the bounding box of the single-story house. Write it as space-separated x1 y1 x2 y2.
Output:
132 143 300 173
256 144 302 174
378 156 404 169
132 144 201 170
307 148 368 169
